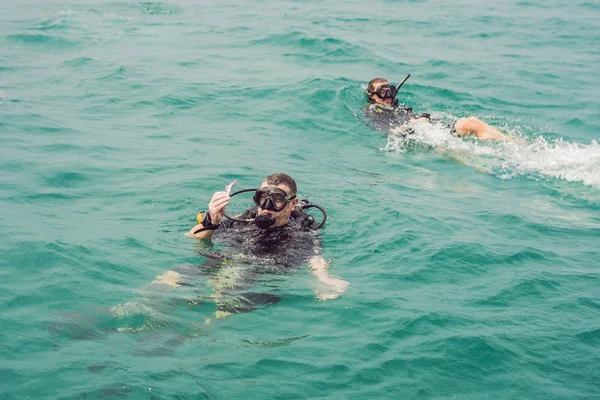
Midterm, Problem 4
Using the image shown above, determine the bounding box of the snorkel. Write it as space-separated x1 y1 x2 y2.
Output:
392 73 411 108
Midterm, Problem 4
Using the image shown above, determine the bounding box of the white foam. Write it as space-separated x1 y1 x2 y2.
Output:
384 120 600 187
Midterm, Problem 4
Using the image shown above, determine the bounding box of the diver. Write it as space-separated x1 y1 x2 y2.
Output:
365 75 509 141
189 173 315 240
152 173 349 319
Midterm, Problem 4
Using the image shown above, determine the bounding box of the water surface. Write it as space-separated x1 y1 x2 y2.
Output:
1 0 599 398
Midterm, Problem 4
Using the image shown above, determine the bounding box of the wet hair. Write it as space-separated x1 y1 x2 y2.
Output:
367 77 389 94
264 173 297 196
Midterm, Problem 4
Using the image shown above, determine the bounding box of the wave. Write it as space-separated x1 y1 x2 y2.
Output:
249 31 367 60
61 57 93 68
5 33 78 49
469 277 562 307
134 2 179 15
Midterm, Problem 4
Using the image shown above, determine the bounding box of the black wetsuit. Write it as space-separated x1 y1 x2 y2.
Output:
175 207 320 314
363 102 417 134
214 206 318 267
364 102 458 138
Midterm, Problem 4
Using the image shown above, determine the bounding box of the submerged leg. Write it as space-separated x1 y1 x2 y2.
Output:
214 292 282 319
455 116 507 141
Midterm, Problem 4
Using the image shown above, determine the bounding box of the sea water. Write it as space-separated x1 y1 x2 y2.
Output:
1 0 599 398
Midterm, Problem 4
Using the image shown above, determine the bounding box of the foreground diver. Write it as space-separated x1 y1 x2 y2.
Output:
365 76 509 141
153 173 349 319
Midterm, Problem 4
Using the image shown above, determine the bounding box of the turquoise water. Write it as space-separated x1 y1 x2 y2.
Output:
2 0 600 398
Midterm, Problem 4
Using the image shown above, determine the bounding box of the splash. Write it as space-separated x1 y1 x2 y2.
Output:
384 120 600 187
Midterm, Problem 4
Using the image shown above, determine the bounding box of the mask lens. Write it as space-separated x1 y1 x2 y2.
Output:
376 84 396 99
258 192 269 205
271 193 286 209
253 188 290 211
253 190 268 208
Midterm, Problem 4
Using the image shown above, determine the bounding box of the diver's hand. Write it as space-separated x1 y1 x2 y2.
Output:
308 256 350 301
317 277 350 301
208 191 230 225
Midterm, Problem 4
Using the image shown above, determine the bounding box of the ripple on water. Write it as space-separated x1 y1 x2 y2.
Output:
579 1 600 10
97 65 128 81
389 312 477 340
134 1 179 15
574 328 600 347
469 277 562 307
25 17 72 32
59 56 93 68
346 335 518 396
5 33 78 49
249 31 368 60
40 171 89 189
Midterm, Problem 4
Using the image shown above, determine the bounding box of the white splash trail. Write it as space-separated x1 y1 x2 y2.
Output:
384 120 600 187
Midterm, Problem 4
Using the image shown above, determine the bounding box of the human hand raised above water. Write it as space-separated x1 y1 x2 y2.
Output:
208 191 230 225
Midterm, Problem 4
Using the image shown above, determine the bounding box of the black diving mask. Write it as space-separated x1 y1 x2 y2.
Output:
253 187 296 212
369 84 397 100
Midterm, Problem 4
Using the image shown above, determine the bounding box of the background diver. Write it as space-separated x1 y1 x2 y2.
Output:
365 75 511 141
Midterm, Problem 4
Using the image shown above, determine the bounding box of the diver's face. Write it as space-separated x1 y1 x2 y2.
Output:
370 81 393 105
257 182 298 227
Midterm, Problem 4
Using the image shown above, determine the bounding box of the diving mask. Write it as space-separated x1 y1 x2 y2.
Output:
252 187 296 212
369 84 397 100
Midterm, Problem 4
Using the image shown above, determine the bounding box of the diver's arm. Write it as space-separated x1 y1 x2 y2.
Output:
454 116 518 141
186 223 216 240
308 255 350 301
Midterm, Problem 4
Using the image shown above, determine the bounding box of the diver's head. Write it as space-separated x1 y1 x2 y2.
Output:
367 77 396 106
253 173 298 229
